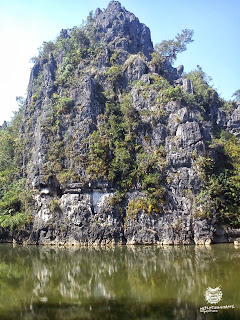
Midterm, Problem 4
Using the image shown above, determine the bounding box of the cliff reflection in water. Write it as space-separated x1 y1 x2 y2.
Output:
0 244 239 319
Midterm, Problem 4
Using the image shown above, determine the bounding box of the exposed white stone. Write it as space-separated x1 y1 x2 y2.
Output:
92 191 113 211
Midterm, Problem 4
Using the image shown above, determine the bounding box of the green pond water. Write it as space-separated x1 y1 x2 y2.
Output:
0 243 239 320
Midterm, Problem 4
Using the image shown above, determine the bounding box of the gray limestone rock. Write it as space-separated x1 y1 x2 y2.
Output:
182 78 193 94
176 121 202 149
94 1 153 59
6 1 239 246
217 109 227 127
123 57 149 86
227 105 240 137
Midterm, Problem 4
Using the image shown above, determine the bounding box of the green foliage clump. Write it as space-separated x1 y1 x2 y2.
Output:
134 73 193 109
87 95 135 188
155 29 194 63
86 91 166 216
197 133 240 227
232 89 240 101
185 66 218 115
39 41 56 59
0 104 34 229
219 99 236 115
32 92 39 104
53 94 73 114
110 51 121 65
87 130 110 180
39 91 83 186
49 199 61 214
0 179 32 229
157 86 183 105
128 149 166 216
126 197 158 218
149 51 163 68
31 41 56 62
208 171 240 226
56 60 74 86
105 65 123 85
31 14 101 88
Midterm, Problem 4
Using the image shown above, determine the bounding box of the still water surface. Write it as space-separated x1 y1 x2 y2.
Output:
0 243 239 319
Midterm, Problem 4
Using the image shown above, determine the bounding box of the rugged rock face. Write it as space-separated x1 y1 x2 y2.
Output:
226 100 240 137
10 1 240 245
93 1 153 59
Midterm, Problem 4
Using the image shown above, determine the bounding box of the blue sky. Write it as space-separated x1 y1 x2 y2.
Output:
0 0 239 124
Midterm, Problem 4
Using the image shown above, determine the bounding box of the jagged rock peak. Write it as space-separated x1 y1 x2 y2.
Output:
94 1 153 59
94 1 126 21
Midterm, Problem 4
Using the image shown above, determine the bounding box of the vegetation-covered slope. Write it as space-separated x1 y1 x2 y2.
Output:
1 1 240 244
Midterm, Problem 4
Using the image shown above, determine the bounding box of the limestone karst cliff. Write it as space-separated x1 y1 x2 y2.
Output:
1 1 240 245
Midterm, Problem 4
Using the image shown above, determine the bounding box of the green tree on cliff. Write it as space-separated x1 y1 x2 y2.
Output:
232 89 240 101
155 29 194 63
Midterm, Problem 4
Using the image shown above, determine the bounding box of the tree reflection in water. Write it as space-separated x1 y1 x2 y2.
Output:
0 244 239 319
